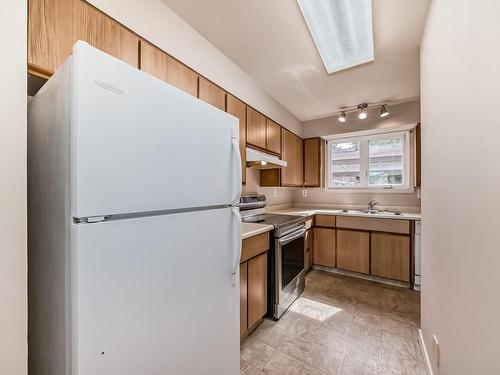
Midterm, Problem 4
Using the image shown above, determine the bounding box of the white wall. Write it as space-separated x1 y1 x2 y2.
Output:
87 0 303 136
302 100 420 138
0 0 27 374
420 1 500 374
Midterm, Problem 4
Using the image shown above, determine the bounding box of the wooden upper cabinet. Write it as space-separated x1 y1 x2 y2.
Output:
304 138 323 187
140 42 198 97
28 0 76 76
226 94 247 184
198 77 226 111
371 233 410 282
265 119 281 155
336 229 370 274
74 0 139 68
246 107 266 150
281 128 303 187
28 0 139 76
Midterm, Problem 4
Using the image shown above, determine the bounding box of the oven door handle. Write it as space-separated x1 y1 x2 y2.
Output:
279 228 306 246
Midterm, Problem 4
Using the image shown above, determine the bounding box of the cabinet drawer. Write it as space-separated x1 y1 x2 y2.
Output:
336 216 410 234
315 215 336 228
241 232 269 263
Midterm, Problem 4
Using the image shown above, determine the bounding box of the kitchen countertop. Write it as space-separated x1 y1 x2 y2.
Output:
241 222 274 240
267 207 421 221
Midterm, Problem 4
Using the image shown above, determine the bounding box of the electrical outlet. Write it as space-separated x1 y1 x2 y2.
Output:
432 335 440 367
302 189 307 197
273 189 277 198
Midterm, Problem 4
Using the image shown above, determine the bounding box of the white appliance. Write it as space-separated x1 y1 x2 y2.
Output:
246 147 287 169
28 42 242 375
414 221 422 290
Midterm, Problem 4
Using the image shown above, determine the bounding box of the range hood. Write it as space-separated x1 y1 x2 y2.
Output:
246 147 287 169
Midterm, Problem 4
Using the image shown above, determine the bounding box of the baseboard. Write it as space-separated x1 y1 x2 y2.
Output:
418 329 434 375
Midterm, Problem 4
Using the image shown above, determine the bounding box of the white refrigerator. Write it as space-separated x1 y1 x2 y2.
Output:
28 41 242 375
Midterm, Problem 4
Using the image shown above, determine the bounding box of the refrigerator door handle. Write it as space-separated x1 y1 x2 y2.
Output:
231 137 242 205
231 206 242 278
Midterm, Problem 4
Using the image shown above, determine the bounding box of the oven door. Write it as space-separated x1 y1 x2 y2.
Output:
275 226 306 315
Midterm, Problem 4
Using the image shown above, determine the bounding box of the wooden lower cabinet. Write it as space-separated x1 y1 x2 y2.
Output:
313 227 335 267
371 233 410 282
336 230 370 274
247 253 268 328
239 262 248 337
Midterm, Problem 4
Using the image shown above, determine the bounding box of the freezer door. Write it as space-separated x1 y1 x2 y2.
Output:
70 42 240 218
71 207 240 375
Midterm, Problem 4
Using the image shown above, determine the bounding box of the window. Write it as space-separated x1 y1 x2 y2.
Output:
327 131 411 191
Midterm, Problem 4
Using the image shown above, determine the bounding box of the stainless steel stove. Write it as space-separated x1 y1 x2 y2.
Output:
239 194 306 319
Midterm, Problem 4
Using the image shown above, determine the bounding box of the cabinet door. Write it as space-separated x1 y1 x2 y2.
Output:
371 233 410 282
226 94 247 184
28 0 76 76
313 228 335 267
198 76 226 111
140 42 198 97
336 230 370 274
304 138 323 187
295 134 304 186
247 252 267 328
240 262 248 337
246 107 266 149
74 0 139 68
266 119 281 155
281 129 301 187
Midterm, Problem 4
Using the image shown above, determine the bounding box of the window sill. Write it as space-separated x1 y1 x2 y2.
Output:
324 186 415 194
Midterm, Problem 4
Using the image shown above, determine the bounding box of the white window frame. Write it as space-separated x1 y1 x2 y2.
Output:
325 130 413 193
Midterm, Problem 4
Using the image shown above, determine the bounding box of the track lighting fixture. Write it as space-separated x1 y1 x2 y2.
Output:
335 103 389 124
338 111 346 123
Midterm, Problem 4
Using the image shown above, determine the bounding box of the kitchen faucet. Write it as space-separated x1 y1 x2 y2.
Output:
368 200 379 211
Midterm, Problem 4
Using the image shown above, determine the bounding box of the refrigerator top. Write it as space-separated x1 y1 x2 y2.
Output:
64 42 241 218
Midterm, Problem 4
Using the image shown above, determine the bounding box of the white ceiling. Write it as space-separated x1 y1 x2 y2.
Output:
162 0 430 121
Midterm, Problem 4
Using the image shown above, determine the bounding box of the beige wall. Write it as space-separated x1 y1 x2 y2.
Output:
87 0 303 136
0 0 27 374
296 100 421 211
242 169 295 206
420 0 500 374
302 100 420 138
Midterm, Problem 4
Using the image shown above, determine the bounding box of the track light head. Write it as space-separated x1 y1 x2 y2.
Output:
380 105 389 118
358 103 368 120
338 111 346 123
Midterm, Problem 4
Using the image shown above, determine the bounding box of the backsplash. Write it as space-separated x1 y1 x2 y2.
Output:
293 188 421 213
241 169 294 206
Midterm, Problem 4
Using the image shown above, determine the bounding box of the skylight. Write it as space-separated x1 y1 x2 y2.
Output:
297 0 374 74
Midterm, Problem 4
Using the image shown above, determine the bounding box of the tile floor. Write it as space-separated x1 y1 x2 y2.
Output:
241 270 425 375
